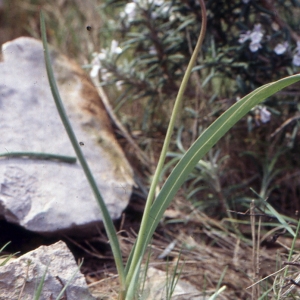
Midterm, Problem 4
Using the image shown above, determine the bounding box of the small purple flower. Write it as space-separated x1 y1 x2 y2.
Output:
250 24 263 45
296 41 300 53
239 23 263 52
249 42 262 52
260 107 271 123
149 46 157 55
238 31 251 44
293 54 300 66
274 42 288 55
292 41 300 66
253 24 262 33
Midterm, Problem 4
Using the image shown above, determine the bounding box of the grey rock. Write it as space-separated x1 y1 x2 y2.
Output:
0 240 96 300
0 37 134 236
142 267 204 300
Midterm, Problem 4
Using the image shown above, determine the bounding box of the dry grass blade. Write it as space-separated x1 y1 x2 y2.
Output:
281 272 300 297
91 76 151 167
250 200 262 299
280 256 300 297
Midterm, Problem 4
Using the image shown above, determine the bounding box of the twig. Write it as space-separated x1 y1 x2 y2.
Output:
55 276 68 300
246 266 287 289
270 114 300 138
91 76 150 167
281 273 300 297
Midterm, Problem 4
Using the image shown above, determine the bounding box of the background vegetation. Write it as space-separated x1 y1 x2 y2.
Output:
87 0 300 218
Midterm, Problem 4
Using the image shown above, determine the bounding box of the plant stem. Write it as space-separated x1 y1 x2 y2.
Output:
39 11 126 296
125 0 207 291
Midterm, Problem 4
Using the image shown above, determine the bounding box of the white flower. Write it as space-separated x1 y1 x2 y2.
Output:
149 46 157 55
98 52 106 60
152 0 164 5
90 54 102 78
124 2 137 21
260 107 271 123
161 5 170 15
90 64 100 78
116 80 124 91
89 40 122 78
110 40 122 55
101 69 112 81
134 0 163 7
125 2 136 14
274 42 288 55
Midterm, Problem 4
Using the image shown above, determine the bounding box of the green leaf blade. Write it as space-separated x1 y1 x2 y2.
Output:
142 74 300 258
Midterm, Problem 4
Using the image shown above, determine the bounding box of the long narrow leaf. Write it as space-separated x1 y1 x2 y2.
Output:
0 152 76 164
0 252 19 266
39 11 125 294
264 202 295 237
0 242 11 253
125 0 207 287
137 74 300 264
33 264 48 300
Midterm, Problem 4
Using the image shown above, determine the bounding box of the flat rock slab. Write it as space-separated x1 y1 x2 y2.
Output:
0 241 96 300
0 37 134 236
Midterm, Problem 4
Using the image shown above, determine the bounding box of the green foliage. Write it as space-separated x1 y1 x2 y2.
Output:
0 242 18 267
33 263 48 300
87 0 300 217
90 0 300 126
